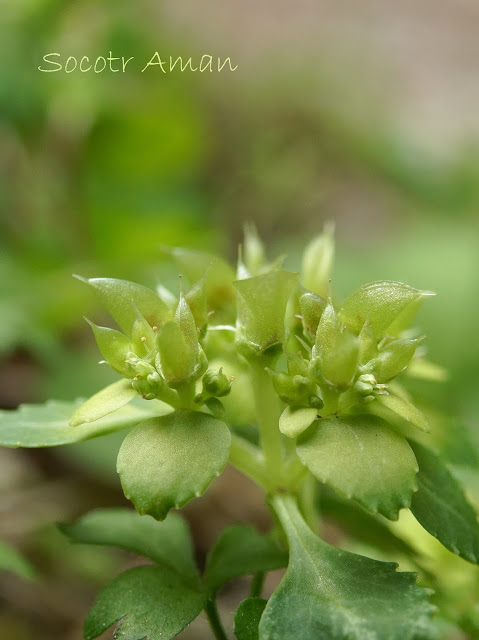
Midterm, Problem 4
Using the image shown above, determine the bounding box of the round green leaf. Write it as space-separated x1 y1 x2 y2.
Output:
297 415 418 520
117 410 231 520
279 406 318 439
234 597 267 640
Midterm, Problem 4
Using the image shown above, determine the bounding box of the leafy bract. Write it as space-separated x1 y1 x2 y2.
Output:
234 271 299 351
0 399 161 447
78 276 169 334
339 281 433 336
60 508 198 579
234 598 267 640
260 495 436 640
279 406 318 438
84 565 204 640
69 379 137 427
204 525 288 596
117 411 231 520
377 393 430 432
409 440 479 564
297 415 418 519
0 540 36 579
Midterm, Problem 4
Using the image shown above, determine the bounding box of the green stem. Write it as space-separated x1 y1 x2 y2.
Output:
299 472 319 534
205 599 229 640
229 435 271 490
250 362 284 486
176 381 197 409
250 572 265 598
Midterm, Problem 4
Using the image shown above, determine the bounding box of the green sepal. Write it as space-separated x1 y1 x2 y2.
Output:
0 398 163 447
84 565 204 640
299 290 326 340
339 281 435 336
261 494 436 640
409 440 479 564
297 415 418 520
185 276 209 330
85 319 133 377
117 411 231 520
156 322 200 387
234 597 267 640
376 392 430 432
204 525 288 596
234 271 299 354
77 276 169 334
164 246 236 311
69 379 137 427
279 406 318 438
301 222 335 299
369 338 419 382
60 508 199 580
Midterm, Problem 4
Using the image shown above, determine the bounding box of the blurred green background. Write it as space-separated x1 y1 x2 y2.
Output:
1 1 478 638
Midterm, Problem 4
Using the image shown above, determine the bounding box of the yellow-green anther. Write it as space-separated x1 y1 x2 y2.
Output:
85 318 133 377
370 338 419 382
301 222 335 299
131 309 156 354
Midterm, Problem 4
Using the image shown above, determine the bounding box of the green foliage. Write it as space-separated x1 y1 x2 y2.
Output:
297 416 418 519
3 225 478 639
234 598 268 640
0 399 161 447
261 495 436 640
204 525 288 596
409 440 479 564
117 411 231 520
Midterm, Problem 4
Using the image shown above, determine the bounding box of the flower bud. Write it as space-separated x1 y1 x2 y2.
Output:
301 222 335 299
202 368 232 397
156 321 199 387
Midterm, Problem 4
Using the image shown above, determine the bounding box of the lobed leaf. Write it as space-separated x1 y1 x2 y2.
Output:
60 508 198 580
409 440 479 564
117 411 231 520
260 494 436 640
0 399 162 448
204 525 288 596
297 415 418 520
84 565 204 640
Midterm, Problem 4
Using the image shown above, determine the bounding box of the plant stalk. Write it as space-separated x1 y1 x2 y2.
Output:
205 599 229 640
